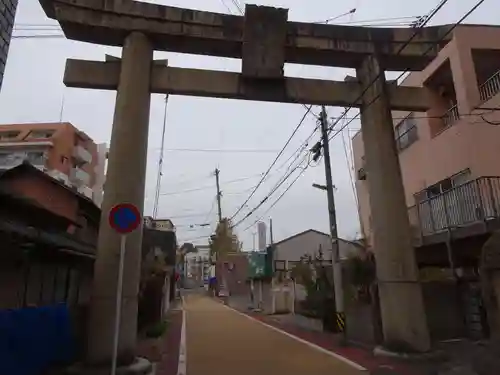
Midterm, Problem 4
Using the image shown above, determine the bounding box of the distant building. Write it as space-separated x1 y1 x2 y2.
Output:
0 0 17 92
185 245 210 285
272 229 363 268
257 221 267 251
0 122 107 206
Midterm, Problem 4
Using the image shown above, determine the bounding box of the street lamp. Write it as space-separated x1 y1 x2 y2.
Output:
312 183 338 192
312 183 327 191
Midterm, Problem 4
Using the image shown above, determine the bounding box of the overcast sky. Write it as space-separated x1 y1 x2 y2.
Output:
0 0 497 250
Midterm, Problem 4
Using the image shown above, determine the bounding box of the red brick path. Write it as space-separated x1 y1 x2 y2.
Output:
242 310 425 375
137 309 183 375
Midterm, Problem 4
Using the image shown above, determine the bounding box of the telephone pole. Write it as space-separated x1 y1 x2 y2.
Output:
214 168 223 222
318 106 346 336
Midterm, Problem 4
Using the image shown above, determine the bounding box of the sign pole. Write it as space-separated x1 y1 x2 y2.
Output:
111 234 127 375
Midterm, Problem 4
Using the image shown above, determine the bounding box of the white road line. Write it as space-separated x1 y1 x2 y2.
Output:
177 297 187 375
220 303 367 372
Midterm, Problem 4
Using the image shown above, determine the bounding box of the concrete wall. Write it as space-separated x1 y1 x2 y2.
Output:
352 26 500 247
422 281 466 341
0 0 17 91
344 281 467 345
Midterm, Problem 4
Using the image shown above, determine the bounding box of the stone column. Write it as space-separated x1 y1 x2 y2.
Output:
356 55 431 352
87 32 153 365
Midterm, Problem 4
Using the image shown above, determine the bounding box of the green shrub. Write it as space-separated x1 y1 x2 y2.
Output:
145 320 169 338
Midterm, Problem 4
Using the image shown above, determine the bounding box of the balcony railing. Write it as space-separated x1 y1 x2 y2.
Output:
409 177 500 238
73 145 92 165
0 152 46 169
442 104 460 128
70 167 90 186
479 70 500 103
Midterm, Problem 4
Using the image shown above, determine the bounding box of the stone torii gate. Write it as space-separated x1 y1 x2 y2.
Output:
38 0 451 370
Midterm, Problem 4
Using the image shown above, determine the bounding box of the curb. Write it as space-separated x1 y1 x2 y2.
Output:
374 346 447 362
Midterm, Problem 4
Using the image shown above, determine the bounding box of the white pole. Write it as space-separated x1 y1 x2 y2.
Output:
271 277 275 314
258 279 263 310
111 235 127 375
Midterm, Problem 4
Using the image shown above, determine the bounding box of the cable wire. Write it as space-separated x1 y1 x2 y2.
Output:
231 152 311 228
241 168 307 232
160 173 263 196
152 95 169 219
232 0 461 231
327 0 486 144
229 105 313 220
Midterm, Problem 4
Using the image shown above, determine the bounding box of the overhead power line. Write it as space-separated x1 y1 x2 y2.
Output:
231 0 459 230
229 105 314 221
231 152 311 228
160 173 263 196
241 168 307 232
152 95 169 219
323 0 451 145
327 0 486 144
162 148 280 153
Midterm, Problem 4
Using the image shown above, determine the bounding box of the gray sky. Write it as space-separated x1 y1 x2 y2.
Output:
0 0 497 249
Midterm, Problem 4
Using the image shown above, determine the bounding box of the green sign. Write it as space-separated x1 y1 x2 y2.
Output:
247 246 274 279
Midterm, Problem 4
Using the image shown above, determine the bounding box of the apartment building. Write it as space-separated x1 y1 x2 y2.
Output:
353 25 500 257
0 0 17 92
0 122 107 206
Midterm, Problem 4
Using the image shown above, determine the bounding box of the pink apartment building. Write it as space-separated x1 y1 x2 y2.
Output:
353 25 500 267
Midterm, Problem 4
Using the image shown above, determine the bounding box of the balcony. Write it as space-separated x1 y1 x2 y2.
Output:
0 151 47 170
479 69 500 103
442 104 460 128
73 145 92 165
70 167 90 186
409 177 500 244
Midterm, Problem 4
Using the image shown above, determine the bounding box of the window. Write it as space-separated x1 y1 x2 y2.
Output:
395 113 418 151
27 129 55 139
414 169 471 203
0 130 20 141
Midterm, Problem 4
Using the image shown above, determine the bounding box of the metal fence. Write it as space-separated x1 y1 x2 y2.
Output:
479 69 500 103
409 177 500 237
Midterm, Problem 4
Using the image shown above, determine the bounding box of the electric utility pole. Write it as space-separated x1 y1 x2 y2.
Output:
318 106 346 336
214 168 223 222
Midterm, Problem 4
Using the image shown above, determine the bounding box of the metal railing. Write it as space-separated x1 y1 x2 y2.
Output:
409 177 500 237
0 153 46 168
479 70 500 103
442 104 460 128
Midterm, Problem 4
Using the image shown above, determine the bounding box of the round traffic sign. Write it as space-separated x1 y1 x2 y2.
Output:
108 203 141 234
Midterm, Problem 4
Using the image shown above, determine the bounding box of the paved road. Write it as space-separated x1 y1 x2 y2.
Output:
183 295 367 375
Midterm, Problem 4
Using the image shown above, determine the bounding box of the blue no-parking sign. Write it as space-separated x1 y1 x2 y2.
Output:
108 203 141 234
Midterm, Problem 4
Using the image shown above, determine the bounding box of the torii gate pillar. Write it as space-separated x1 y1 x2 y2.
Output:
87 31 153 366
357 55 431 352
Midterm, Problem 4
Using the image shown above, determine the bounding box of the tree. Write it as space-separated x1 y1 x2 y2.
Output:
209 218 242 257
289 251 334 318
344 249 376 303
